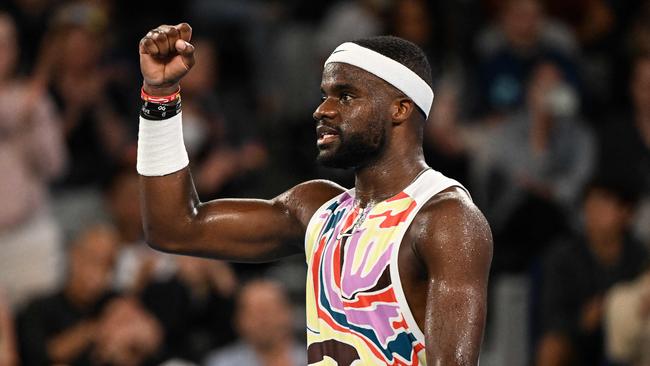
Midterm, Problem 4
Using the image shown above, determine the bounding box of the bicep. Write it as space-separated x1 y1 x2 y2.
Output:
417 196 493 365
183 196 305 261
142 171 343 262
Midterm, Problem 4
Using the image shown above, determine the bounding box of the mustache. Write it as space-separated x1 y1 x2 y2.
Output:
315 121 342 134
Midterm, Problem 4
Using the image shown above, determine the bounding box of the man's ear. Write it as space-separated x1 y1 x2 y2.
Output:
391 97 416 125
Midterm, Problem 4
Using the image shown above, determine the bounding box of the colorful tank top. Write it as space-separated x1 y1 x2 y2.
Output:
304 168 470 366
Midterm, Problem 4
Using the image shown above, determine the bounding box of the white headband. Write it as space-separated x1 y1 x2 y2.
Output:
324 42 434 118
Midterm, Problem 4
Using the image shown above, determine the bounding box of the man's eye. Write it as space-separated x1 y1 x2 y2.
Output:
320 95 327 101
341 93 353 102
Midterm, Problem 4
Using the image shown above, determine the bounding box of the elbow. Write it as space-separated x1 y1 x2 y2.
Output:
142 222 186 254
143 233 169 253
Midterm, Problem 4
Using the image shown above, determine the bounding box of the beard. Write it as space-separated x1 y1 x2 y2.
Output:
316 121 386 169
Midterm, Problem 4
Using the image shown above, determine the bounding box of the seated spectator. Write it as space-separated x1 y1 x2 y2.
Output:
536 177 648 366
471 60 594 272
0 11 66 309
475 0 578 116
16 224 163 366
204 279 306 366
0 290 18 366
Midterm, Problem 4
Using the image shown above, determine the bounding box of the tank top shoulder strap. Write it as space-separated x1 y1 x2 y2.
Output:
403 168 472 205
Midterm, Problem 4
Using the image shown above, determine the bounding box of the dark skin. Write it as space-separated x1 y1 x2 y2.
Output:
139 23 493 365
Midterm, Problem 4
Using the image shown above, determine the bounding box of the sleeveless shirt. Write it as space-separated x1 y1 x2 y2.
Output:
304 169 470 366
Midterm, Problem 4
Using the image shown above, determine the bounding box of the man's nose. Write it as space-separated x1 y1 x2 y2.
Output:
313 98 337 122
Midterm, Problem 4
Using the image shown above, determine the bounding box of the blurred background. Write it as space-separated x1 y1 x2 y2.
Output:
0 0 648 365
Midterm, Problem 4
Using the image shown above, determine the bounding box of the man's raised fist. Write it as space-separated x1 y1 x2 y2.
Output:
139 23 195 96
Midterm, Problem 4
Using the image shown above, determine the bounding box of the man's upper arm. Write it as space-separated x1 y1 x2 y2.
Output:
142 169 344 262
414 189 493 365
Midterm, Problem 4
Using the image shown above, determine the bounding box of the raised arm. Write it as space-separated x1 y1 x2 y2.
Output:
138 23 343 262
415 189 493 365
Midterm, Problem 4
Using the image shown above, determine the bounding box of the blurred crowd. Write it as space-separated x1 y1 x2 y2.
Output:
0 0 648 365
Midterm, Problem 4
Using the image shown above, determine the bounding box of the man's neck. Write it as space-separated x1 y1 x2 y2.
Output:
353 147 428 207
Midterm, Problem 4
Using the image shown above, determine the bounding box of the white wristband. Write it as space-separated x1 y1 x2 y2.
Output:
137 112 189 176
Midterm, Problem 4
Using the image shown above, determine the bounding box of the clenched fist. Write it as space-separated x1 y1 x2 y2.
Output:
139 23 195 96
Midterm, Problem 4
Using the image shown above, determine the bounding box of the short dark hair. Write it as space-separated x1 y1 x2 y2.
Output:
352 36 433 119
583 174 642 208
352 36 433 89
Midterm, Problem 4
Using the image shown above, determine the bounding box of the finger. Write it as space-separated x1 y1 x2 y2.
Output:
162 25 180 55
152 30 170 57
175 39 195 70
140 37 159 56
176 22 192 42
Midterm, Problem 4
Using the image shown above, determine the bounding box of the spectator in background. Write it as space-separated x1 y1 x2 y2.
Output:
0 291 18 366
541 0 614 47
0 11 66 309
143 257 237 363
204 280 306 366
17 224 163 366
542 0 619 117
536 178 648 366
596 54 650 248
180 38 267 199
390 0 442 79
475 0 578 117
45 3 133 190
106 169 176 295
104 168 237 363
1 0 55 74
316 0 387 58
470 60 594 272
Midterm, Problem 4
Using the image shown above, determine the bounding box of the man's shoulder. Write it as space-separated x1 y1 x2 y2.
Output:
291 179 346 198
410 186 492 251
278 179 346 227
416 186 485 229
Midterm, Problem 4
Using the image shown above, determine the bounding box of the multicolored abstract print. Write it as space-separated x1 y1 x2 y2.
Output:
304 169 469 366
305 192 425 365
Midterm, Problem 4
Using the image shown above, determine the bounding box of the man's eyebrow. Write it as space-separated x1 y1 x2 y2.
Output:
321 83 360 94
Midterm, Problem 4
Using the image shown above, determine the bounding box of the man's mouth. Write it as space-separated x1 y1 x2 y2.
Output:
316 125 340 146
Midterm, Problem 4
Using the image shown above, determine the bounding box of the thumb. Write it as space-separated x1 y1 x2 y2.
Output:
175 39 195 70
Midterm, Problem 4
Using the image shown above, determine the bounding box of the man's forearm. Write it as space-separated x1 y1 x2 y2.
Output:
140 168 201 252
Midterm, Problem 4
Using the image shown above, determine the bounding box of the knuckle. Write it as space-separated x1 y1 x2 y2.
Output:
179 22 192 32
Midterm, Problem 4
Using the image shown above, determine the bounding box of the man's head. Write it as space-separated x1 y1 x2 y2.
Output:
583 177 639 242
66 224 119 306
500 0 543 50
235 279 294 350
313 36 433 169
